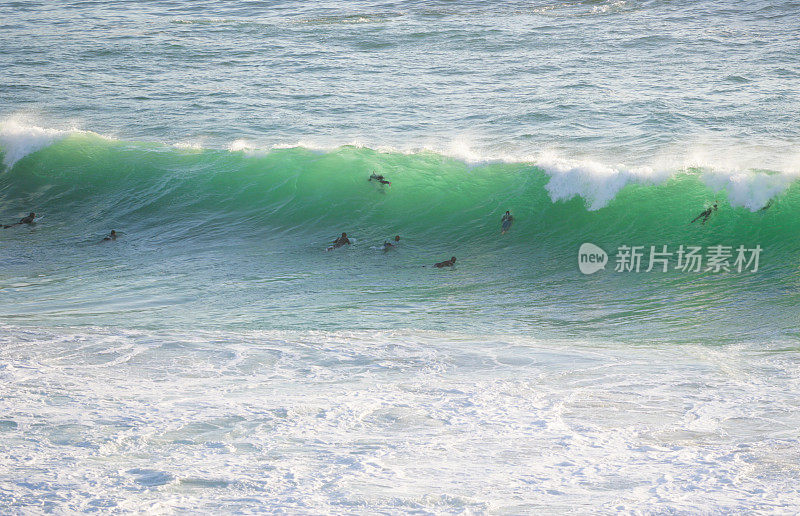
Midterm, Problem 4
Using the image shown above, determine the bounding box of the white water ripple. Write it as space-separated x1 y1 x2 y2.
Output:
1 325 799 513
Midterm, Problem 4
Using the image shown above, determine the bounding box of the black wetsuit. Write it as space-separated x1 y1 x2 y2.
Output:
3 214 35 228
369 173 390 185
331 236 350 249
501 214 513 232
691 206 717 224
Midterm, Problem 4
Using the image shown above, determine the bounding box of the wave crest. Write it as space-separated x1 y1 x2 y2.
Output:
1 120 799 213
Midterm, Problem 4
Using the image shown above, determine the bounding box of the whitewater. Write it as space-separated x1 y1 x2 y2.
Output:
2 0 800 513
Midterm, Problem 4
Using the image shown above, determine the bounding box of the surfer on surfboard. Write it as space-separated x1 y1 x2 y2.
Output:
434 256 457 268
501 211 514 234
382 235 400 251
691 202 718 225
369 172 391 185
3 212 35 229
327 232 351 251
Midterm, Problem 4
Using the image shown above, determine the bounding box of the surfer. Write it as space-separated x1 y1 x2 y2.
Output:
102 230 117 241
382 235 400 251
691 202 718 225
434 256 457 268
759 200 772 212
369 172 391 185
501 211 514 234
3 212 35 228
327 232 351 251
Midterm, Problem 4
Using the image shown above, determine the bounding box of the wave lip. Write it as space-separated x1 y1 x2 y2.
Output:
0 120 77 169
0 119 116 170
537 151 672 210
2 120 800 213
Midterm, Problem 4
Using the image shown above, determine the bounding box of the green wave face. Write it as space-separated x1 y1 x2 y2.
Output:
2 135 799 342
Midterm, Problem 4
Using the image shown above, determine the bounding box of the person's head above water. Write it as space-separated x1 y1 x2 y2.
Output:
110 230 116 236
451 256 456 263
394 235 400 242
341 232 347 238
18 212 36 223
505 211 510 215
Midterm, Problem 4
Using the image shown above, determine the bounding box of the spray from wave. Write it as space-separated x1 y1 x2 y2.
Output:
0 120 72 169
2 120 798 216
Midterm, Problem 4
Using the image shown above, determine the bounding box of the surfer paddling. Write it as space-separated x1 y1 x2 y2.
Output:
327 232 351 251
3 212 35 228
434 256 457 268
691 202 718 225
102 230 117 241
369 172 391 185
501 210 514 234
382 235 400 251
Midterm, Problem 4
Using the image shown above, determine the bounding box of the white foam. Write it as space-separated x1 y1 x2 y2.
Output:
1 325 799 513
0 118 116 170
535 151 672 210
591 0 628 14
654 137 800 210
0 119 70 169
702 171 791 211
247 135 800 211
227 138 256 153
173 139 206 151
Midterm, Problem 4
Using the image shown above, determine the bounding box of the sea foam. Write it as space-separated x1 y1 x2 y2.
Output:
0 120 71 169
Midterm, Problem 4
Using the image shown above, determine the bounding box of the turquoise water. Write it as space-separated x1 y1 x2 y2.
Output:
2 134 799 342
2 0 800 512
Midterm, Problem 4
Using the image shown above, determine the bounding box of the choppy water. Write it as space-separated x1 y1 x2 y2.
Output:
2 0 800 512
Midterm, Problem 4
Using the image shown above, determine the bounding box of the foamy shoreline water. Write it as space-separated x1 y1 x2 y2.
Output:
2 325 799 512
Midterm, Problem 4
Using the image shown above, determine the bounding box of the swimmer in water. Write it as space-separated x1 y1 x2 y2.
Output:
434 256 457 268
369 172 391 185
382 235 400 251
501 210 514 234
328 232 351 250
691 202 718 225
102 230 117 241
3 212 35 228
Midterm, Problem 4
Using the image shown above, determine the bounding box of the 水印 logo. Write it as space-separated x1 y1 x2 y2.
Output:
578 243 608 274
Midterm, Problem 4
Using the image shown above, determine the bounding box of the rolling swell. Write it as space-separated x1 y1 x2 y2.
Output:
2 129 800 263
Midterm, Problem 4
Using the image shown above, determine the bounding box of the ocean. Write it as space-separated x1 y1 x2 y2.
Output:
1 0 800 512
